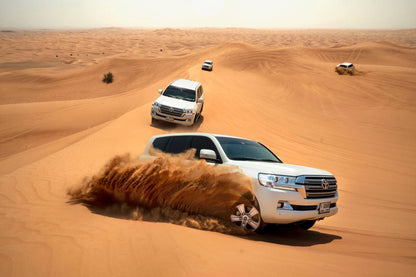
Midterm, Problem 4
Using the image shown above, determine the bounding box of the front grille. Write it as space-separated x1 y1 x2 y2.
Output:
159 105 184 117
297 176 337 199
291 203 336 211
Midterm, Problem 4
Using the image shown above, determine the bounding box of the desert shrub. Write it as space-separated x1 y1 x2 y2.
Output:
102 72 113 84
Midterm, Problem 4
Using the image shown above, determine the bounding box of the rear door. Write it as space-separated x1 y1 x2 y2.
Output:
165 136 193 154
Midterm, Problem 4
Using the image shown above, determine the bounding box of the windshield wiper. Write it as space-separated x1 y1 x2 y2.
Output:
231 157 278 162
167 95 182 100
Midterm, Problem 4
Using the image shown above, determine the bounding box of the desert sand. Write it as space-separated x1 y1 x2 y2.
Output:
0 28 415 276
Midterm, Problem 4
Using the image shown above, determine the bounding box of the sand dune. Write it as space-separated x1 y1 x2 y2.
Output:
0 28 415 276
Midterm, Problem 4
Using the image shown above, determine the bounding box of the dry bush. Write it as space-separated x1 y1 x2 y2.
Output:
102 72 113 83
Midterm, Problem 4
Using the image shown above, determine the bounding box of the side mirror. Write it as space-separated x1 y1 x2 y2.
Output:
158 89 163 94
200 149 217 161
197 96 204 103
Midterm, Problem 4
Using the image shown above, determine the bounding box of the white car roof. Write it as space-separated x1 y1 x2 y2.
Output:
169 79 201 91
204 60 213 63
337 62 353 66
151 132 247 141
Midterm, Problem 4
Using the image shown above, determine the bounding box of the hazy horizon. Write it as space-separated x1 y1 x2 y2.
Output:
1 0 416 30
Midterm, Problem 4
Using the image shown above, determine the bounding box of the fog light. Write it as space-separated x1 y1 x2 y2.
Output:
277 201 293 210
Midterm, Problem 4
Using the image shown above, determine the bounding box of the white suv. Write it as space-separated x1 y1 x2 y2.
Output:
201 60 213 71
151 79 204 126
335 62 355 75
142 133 338 232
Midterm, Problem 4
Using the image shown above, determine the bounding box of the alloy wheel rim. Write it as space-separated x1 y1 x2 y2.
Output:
230 203 261 231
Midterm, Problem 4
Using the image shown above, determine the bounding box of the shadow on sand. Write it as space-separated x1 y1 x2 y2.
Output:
244 224 342 246
70 200 341 247
150 115 204 131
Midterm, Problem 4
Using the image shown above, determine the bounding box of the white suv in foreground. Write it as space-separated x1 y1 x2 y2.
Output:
151 79 204 126
142 133 338 232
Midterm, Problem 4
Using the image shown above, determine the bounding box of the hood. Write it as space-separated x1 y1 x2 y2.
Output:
230 160 332 178
154 95 196 110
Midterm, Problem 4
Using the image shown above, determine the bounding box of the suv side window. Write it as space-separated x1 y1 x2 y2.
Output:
152 137 170 152
191 136 221 162
165 136 193 154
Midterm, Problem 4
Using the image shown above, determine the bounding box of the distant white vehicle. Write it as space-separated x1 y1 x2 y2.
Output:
201 60 213 71
151 79 204 126
335 62 355 74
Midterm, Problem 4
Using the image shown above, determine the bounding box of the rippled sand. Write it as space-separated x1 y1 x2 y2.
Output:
0 28 415 276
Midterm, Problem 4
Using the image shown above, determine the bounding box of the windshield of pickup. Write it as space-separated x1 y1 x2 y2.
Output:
163 85 196 102
216 136 282 163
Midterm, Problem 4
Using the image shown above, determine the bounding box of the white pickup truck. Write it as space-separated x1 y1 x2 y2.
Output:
141 133 338 232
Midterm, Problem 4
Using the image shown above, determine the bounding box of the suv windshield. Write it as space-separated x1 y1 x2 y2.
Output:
216 136 282 163
163 85 196 102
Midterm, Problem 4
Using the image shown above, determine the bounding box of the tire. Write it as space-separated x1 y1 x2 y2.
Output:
193 114 199 125
297 220 316 230
151 117 158 125
230 203 263 232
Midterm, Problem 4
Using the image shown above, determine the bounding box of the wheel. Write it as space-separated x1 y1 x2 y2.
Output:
193 114 200 125
297 220 316 230
151 117 158 125
230 203 262 232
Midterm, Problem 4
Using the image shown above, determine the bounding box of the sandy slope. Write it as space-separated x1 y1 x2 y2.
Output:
0 29 415 276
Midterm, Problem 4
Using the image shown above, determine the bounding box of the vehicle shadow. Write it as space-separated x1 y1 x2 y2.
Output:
69 199 341 247
150 115 204 131
244 224 342 246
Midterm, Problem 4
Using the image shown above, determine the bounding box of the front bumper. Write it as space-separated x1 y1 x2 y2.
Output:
151 110 195 126
255 184 338 224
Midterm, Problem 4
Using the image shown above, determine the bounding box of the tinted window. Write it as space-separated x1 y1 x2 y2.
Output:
163 85 196 102
191 136 220 160
166 136 193 154
216 136 282 163
153 137 169 151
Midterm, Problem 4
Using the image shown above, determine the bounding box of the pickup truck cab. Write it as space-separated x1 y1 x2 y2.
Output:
151 79 204 126
141 133 338 232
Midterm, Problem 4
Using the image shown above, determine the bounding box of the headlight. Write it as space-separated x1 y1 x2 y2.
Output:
184 109 195 114
258 173 297 191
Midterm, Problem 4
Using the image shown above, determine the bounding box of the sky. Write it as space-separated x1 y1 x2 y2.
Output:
1 0 415 29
